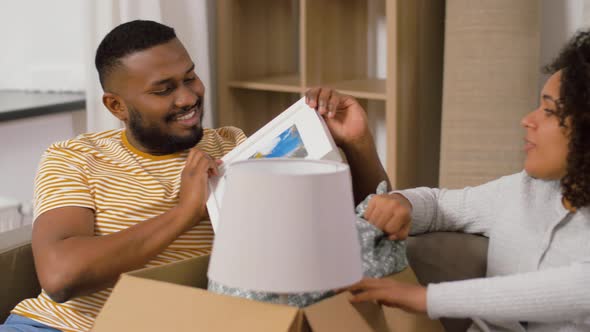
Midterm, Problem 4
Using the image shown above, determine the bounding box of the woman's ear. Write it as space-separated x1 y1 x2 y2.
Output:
102 93 128 122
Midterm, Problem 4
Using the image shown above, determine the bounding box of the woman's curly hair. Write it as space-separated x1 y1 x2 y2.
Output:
545 30 590 208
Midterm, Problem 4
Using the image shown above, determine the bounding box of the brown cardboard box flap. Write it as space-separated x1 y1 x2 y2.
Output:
303 292 390 332
93 255 393 331
93 273 300 331
127 254 211 288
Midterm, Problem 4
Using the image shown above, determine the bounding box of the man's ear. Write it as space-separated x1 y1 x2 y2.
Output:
102 93 128 122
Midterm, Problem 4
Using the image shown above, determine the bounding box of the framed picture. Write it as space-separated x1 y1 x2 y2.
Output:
207 97 342 232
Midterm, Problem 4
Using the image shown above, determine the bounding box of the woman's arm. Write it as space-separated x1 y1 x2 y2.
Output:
396 172 523 236
351 261 590 324
427 261 590 323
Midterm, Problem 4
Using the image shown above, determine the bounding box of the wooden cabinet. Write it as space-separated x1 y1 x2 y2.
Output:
216 0 444 189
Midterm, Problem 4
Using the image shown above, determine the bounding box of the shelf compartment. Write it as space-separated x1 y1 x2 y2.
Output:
223 0 299 81
228 74 302 94
303 0 371 87
226 90 301 135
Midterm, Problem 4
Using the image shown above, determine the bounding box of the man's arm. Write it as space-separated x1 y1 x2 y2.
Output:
305 87 389 203
33 148 218 303
341 133 390 204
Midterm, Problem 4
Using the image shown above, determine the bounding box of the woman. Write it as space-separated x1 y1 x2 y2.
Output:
348 30 590 331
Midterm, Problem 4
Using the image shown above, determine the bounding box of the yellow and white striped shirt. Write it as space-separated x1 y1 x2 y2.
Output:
12 127 246 332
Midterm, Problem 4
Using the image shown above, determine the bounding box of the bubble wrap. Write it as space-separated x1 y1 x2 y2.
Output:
208 181 408 307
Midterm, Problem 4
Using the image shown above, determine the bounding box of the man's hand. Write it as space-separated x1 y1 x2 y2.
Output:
349 278 427 314
304 87 370 148
177 147 220 227
365 193 412 240
305 87 389 204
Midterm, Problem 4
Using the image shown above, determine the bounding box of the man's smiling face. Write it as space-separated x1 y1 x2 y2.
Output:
108 38 205 155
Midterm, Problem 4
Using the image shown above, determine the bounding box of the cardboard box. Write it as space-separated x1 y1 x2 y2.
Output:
92 254 392 332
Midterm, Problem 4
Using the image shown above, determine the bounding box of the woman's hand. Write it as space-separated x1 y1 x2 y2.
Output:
349 278 428 314
365 193 413 240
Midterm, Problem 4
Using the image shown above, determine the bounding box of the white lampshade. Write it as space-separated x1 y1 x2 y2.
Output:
208 159 362 293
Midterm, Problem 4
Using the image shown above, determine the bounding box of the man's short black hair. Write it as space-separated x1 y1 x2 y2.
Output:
95 20 176 90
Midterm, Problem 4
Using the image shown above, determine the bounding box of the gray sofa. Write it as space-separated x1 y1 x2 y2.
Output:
407 232 489 332
0 227 488 332
0 225 40 323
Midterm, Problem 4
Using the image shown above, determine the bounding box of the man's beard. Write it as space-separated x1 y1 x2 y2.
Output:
127 103 204 155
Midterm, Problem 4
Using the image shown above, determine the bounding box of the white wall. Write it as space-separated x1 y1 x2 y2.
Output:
0 0 86 91
0 1 87 215
540 0 590 89
0 111 86 205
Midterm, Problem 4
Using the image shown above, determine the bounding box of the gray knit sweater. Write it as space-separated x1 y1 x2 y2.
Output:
397 171 590 332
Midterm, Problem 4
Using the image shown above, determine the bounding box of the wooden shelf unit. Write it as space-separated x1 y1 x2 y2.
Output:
216 0 444 189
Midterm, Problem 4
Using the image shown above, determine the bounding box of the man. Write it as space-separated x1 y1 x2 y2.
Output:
1 20 387 332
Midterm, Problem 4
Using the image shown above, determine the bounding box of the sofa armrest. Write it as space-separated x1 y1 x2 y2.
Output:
0 224 41 323
407 232 488 332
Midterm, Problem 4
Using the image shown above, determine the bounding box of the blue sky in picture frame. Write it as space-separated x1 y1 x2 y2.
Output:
250 125 309 159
